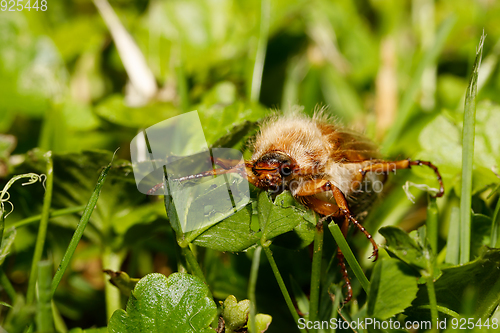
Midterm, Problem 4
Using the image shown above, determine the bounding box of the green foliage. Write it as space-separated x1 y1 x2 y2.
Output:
367 257 419 320
2 1 500 332
108 273 217 333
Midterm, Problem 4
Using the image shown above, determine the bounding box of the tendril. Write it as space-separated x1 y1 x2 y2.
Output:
402 181 440 204
0 173 46 218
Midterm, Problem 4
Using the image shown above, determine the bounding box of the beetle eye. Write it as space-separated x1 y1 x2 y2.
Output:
281 165 292 176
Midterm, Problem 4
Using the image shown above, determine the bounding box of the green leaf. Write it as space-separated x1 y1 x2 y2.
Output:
379 226 430 273
367 258 419 320
108 273 217 333
0 301 12 308
253 314 272 333
191 204 260 252
0 227 16 266
95 95 181 128
408 248 500 320
191 191 315 252
211 120 259 149
221 295 250 333
197 101 267 147
258 191 315 244
471 213 492 258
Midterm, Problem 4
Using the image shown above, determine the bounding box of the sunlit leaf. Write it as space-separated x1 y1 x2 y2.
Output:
367 257 419 320
108 273 217 333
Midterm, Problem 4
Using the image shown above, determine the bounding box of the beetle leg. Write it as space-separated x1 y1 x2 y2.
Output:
330 184 378 261
337 247 352 304
354 159 444 197
147 160 256 195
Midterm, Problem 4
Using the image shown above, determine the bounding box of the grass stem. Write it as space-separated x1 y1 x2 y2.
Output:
262 245 306 333
308 219 323 327
328 223 370 293
248 246 262 333
51 164 111 296
460 32 485 264
181 245 213 299
425 275 439 333
36 260 54 332
26 153 54 305
426 195 439 254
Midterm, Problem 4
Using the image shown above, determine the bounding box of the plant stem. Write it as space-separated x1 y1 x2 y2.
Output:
11 205 86 229
262 245 307 333
426 195 439 254
309 220 323 327
328 223 370 293
248 246 261 333
460 32 485 264
36 260 54 332
51 165 111 296
426 275 439 333
181 245 213 299
0 208 4 252
102 246 122 320
445 205 460 265
27 152 54 305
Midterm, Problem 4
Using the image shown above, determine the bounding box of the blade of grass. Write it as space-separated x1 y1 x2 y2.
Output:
328 223 370 294
445 205 460 265
26 153 54 305
51 162 112 296
11 205 86 229
460 32 485 264
382 16 456 153
0 267 16 302
249 0 270 102
426 195 439 254
308 220 323 329
289 275 309 317
51 300 68 333
248 246 262 333
490 197 500 247
36 260 54 333
0 208 4 253
262 245 307 333
415 305 460 318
